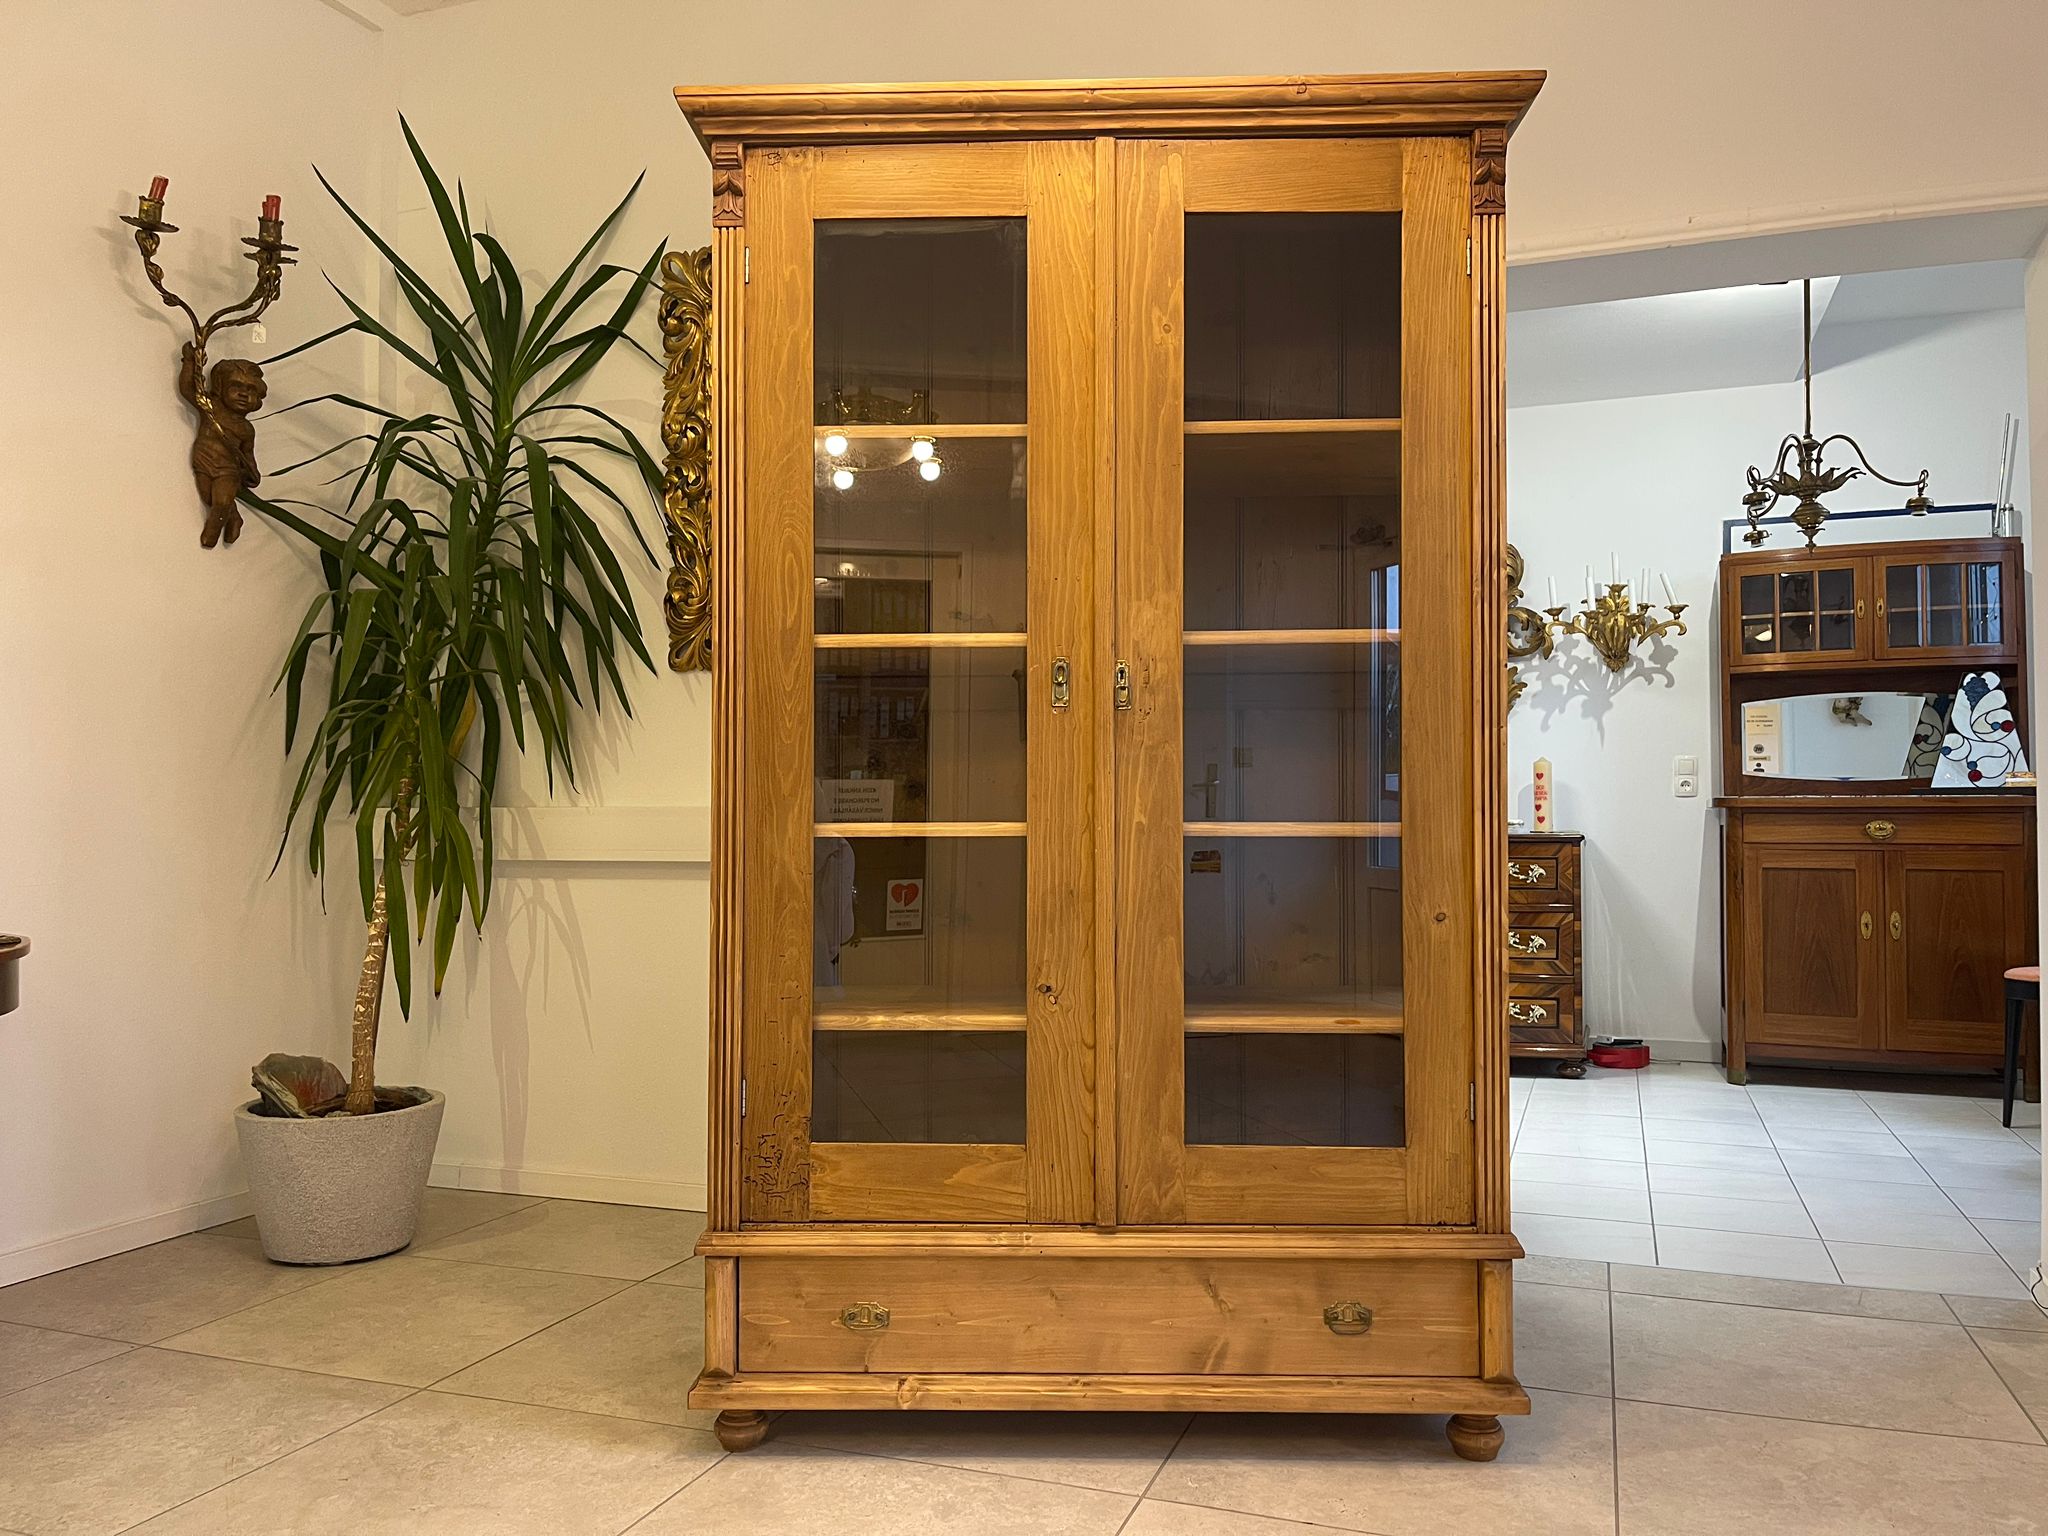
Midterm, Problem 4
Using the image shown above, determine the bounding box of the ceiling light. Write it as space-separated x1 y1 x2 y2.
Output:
823 431 849 457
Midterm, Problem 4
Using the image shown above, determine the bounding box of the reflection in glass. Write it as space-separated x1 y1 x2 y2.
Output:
813 836 1025 1010
1185 1034 1404 1146
815 646 1026 825
1185 214 1401 420
813 1031 1026 1143
1184 495 1398 632
1184 644 1396 823
1184 838 1402 1018
1739 691 1954 781
1739 574 1773 619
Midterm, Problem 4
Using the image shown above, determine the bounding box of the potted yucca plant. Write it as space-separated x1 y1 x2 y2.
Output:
233 121 664 1263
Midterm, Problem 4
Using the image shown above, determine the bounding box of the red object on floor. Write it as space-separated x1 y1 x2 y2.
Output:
1587 1040 1650 1069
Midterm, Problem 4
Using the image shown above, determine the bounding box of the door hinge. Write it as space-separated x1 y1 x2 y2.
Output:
740 1078 748 1118
1466 238 1473 276
1468 1083 1476 1121
743 247 751 283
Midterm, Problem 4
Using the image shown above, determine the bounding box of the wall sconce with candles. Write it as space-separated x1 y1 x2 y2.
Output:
1539 558 1690 674
120 176 296 547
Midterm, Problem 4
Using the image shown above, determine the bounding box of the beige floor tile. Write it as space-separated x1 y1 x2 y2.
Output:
0 1320 130 1395
1974 1217 2043 1271
1644 1163 1800 1203
1123 1501 1370 1535
414 1198 705 1280
1971 1327 2048 1427
1513 1255 1609 1291
1611 1292 2039 1441
1511 1152 1648 1190
1616 1398 2048 1535
1513 1212 1656 1266
1947 1294 2048 1331
630 1440 1135 1534
436 1281 710 1427
1828 1241 2032 1299
1514 1283 1612 1397
209 1187 547 1249
775 1410 1191 1495
1649 1226 1838 1284
1608 1264 1952 1323
1511 1180 1651 1223
0 1347 405 1536
1144 1391 1616 1536
0 1234 338 1344
1650 1192 1817 1238
130 1389 722 1535
646 1255 704 1288
158 1255 624 1386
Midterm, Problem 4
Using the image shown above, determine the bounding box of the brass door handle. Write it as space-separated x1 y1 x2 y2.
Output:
1050 656 1071 712
1507 931 1550 954
839 1302 890 1331
1865 819 1897 841
1323 1301 1375 1335
1507 861 1545 884
1508 1002 1549 1025
1860 911 1873 940
1855 599 1865 617
1890 911 1902 941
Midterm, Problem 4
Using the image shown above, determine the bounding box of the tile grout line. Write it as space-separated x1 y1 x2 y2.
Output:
1955 1317 2048 1448
614 1437 732 1534
0 1340 137 1404
1759 1104 1845 1285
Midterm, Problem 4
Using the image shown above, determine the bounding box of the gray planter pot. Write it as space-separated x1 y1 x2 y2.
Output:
233 1091 446 1264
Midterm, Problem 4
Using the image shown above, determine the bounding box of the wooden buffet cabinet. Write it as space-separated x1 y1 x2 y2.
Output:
674 73 1543 1459
1718 536 2037 1082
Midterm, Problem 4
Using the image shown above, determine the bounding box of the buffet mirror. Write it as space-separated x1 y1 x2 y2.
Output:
1737 690 1951 781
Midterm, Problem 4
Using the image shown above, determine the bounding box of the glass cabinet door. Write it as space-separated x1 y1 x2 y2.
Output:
739 142 1098 1224
1114 138 1474 1227
1735 562 1866 661
1874 550 2013 659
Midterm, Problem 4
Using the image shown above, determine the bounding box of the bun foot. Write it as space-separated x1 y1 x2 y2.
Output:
715 1409 769 1452
1447 1413 1504 1462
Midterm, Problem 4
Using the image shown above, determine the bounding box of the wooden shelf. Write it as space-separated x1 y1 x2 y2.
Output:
816 632 1024 650
1184 822 1399 838
1184 629 1397 646
817 423 1025 440
815 1009 1026 1032
817 821 1026 838
1186 1011 1401 1035
1184 419 1400 498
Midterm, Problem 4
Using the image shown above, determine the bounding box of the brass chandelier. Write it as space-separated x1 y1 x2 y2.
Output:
1740 278 1932 548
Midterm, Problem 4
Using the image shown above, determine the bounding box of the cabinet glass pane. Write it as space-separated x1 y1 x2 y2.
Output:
813 835 1025 1014
1186 214 1400 421
1739 574 1773 620
1184 643 1397 823
812 1031 1026 1143
1817 568 1855 611
1186 1034 1403 1146
1781 613 1815 652
1886 563 1921 646
1968 561 2003 645
815 645 1026 824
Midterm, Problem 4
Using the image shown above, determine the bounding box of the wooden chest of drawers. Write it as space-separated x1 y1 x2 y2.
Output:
1507 832 1587 1076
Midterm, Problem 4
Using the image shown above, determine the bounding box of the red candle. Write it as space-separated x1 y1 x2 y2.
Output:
148 175 168 201
262 194 281 220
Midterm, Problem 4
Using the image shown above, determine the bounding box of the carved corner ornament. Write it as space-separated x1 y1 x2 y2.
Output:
658 246 713 672
1505 543 1552 712
710 142 744 228
1473 127 1507 215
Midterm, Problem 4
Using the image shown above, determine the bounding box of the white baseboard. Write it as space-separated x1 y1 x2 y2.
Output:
0 1190 254 1288
430 1161 706 1212
1646 1037 1719 1064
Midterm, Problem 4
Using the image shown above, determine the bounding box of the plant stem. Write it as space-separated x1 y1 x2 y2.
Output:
344 773 415 1116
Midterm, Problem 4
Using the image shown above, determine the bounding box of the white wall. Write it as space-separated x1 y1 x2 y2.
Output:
1507 309 2032 1055
0 0 390 1280
2027 234 2048 1269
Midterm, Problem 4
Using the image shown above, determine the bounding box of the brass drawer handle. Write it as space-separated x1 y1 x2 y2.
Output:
1323 1301 1375 1335
1508 931 1550 955
1860 910 1873 940
1507 861 1546 884
1865 819 1897 841
1508 1001 1549 1025
840 1302 891 1331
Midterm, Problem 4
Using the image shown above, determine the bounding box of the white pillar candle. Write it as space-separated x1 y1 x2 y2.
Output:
1660 571 1675 604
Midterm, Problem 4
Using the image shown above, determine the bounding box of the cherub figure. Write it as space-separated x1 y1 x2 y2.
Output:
178 343 266 547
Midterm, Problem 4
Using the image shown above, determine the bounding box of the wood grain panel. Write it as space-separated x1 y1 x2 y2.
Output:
703 1256 737 1377
1024 137 1100 1224
1182 138 1404 211
811 141 1028 217
737 1255 1476 1376
1091 134 1121 1228
1479 1259 1513 1383
740 147 818 1222
700 1227 1525 1261
1113 138 1189 1225
1182 1146 1408 1224
1887 847 2029 1054
1401 135 1475 1228
808 1143 1028 1223
691 1371 1531 1416
1741 811 2027 848
1743 847 1883 1049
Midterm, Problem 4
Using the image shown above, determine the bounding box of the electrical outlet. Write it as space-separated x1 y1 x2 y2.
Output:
1674 773 1699 798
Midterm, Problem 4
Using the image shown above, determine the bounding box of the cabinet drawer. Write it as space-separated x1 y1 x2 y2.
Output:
1740 811 2026 849
1508 983 1577 1046
1507 911 1576 977
737 1256 1479 1377
1506 842 1570 899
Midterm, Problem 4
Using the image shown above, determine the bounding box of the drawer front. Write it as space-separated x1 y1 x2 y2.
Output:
1508 982 1578 1047
1507 839 1580 909
1507 910 1576 977
737 1256 1479 1377
1740 811 2026 849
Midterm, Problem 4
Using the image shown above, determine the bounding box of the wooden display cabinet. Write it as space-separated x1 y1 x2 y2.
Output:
675 72 1542 1459
1717 535 2037 1081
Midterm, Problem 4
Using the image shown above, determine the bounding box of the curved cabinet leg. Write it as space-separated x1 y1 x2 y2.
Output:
715 1409 770 1452
1447 1413 1505 1462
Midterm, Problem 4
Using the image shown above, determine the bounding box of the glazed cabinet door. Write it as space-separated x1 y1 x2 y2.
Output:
1872 546 2019 663
1740 846 1884 1049
1113 136 1475 1226
1883 847 2029 1054
1727 559 1870 668
739 141 1100 1223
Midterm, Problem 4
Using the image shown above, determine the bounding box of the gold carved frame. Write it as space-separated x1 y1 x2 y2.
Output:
658 246 713 671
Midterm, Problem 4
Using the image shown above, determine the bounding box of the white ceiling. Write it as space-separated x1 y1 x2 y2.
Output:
1507 259 2025 410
